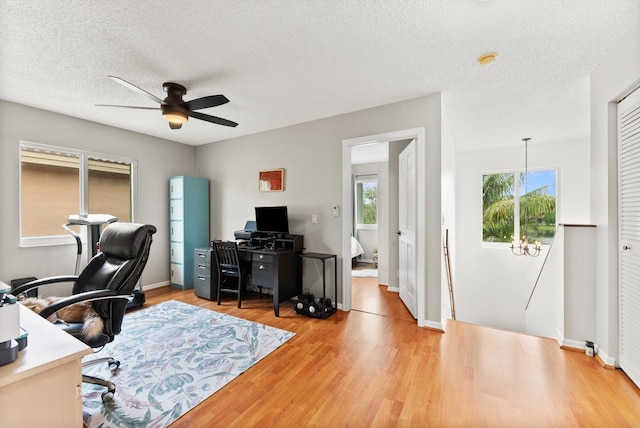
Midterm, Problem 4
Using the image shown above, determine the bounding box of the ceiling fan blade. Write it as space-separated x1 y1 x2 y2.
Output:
188 110 238 127
107 76 164 105
95 104 161 110
182 95 229 111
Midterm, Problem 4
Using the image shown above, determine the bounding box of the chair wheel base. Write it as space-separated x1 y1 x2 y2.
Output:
101 390 115 402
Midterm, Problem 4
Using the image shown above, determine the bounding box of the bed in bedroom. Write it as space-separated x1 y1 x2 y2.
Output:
351 235 364 260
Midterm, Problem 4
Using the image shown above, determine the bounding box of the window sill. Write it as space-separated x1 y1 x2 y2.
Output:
20 235 84 248
356 224 378 230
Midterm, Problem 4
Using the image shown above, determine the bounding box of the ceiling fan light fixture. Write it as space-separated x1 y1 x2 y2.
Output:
477 52 498 66
163 110 188 129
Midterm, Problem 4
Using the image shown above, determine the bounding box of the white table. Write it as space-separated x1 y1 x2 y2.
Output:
0 302 92 427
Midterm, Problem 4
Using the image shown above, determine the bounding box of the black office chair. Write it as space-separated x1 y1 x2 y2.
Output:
213 240 248 308
13 222 156 401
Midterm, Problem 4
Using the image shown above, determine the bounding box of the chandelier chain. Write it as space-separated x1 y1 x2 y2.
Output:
511 137 541 257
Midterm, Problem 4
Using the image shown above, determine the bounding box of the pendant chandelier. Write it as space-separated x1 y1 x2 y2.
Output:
511 137 542 257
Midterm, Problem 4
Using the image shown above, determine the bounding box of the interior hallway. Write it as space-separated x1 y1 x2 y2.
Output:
351 267 414 322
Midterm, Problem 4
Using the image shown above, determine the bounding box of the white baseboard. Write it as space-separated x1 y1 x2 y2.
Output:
554 328 564 347
595 345 617 367
142 281 170 290
420 318 443 332
387 286 399 292
554 331 617 367
561 337 586 350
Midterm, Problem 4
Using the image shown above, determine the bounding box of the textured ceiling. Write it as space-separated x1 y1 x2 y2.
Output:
1 1 638 150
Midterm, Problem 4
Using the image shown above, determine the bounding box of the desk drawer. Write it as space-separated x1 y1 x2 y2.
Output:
252 253 274 264
252 261 274 286
194 273 211 287
194 261 211 275
194 273 216 301
194 249 211 265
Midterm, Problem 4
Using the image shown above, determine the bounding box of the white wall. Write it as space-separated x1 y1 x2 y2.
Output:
0 100 195 293
195 94 443 323
524 226 564 342
440 105 456 323
590 20 640 365
524 225 597 347
455 138 590 332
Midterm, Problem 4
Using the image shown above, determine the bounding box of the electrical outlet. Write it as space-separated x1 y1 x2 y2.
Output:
312 214 318 224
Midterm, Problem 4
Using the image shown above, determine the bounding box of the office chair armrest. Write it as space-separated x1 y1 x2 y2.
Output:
11 276 79 297
38 289 127 319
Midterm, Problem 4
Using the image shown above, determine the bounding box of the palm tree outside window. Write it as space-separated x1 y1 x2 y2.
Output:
482 170 556 245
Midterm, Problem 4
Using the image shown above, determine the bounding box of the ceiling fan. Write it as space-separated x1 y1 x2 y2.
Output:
97 76 238 129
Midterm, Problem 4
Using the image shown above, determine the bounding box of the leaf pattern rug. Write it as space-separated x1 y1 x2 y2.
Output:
82 300 295 427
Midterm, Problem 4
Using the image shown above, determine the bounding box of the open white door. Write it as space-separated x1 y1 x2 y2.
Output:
398 139 417 318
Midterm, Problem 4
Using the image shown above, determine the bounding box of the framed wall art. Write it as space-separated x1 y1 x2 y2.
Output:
259 168 284 192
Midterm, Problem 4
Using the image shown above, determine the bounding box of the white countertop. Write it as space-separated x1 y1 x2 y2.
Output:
0 303 92 388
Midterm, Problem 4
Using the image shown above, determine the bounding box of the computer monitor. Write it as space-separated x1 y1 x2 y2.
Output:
255 206 289 235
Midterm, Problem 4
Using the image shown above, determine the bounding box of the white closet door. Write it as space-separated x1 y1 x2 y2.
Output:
618 87 640 389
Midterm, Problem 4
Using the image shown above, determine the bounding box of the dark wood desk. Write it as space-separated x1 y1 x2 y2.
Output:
243 248 302 316
194 246 302 317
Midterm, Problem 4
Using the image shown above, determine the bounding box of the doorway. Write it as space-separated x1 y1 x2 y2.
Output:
341 128 426 324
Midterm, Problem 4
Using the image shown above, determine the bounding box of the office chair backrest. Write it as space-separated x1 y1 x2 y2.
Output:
73 222 156 338
213 240 240 270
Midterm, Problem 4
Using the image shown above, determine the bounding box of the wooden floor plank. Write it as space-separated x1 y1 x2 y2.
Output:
137 286 640 427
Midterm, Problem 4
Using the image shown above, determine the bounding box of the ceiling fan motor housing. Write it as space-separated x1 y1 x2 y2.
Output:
163 82 187 102
161 82 189 129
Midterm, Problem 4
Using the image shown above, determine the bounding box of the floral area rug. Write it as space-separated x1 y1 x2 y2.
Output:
82 300 295 427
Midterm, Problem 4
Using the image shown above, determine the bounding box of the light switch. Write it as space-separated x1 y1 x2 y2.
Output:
312 214 318 224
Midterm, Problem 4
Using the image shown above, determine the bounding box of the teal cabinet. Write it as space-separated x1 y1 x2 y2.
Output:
169 176 209 289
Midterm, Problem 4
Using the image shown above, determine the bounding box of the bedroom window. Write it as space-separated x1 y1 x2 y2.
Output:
19 142 137 247
482 169 556 245
355 177 377 228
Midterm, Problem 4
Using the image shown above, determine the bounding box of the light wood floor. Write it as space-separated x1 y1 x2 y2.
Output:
351 274 415 321
142 286 640 427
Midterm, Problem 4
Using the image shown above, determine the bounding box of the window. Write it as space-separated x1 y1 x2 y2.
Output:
20 142 136 247
355 177 377 227
482 169 556 245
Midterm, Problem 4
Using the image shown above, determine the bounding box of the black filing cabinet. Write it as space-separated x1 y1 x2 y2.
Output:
193 247 217 300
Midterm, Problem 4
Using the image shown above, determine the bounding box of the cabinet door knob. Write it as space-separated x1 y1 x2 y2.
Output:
623 245 632 250
259 264 266 270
